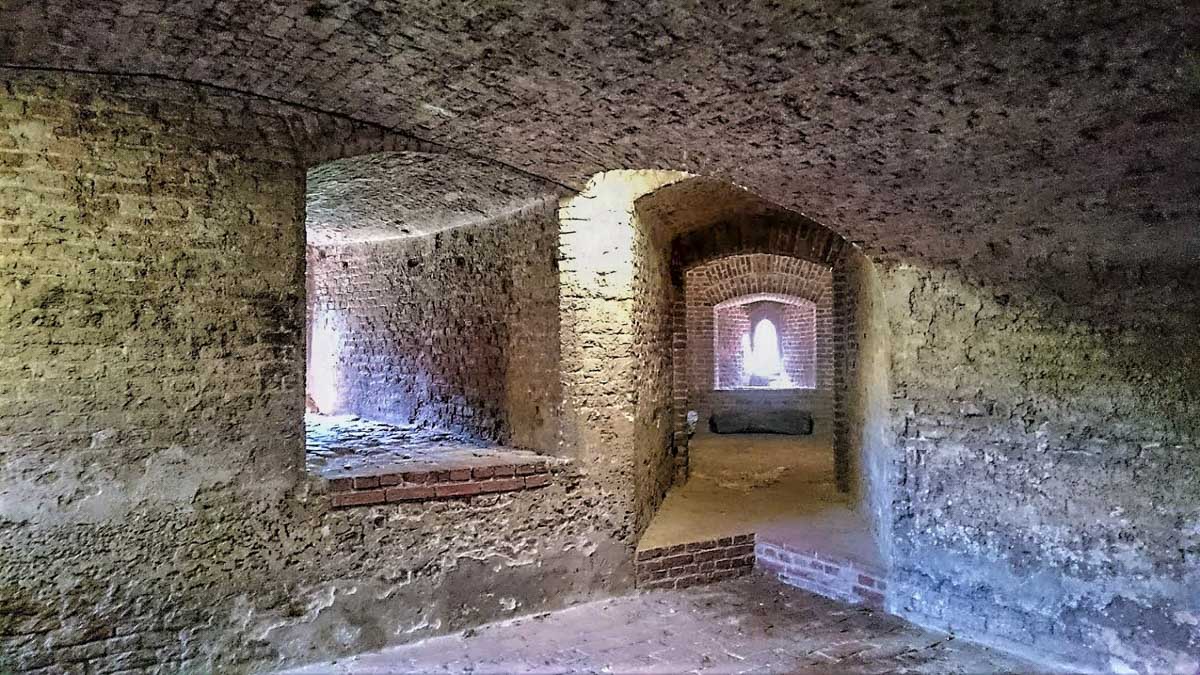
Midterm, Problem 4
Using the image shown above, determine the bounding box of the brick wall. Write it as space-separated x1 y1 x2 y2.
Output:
630 198 676 537
713 302 751 387
636 534 756 590
781 302 818 388
756 537 886 610
713 296 818 389
680 255 834 437
306 200 560 449
557 171 696 542
883 263 1200 672
0 70 626 673
831 248 892 538
6 71 1197 675
0 71 310 522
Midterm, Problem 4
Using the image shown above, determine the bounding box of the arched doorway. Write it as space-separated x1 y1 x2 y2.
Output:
557 170 893 602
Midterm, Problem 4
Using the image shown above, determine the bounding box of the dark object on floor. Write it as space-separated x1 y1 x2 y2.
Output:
709 410 813 435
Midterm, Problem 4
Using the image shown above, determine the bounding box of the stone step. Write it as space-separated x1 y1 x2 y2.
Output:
755 535 888 610
634 533 756 590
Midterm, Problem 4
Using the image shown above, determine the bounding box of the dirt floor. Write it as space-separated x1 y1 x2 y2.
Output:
280 574 1035 674
637 433 880 570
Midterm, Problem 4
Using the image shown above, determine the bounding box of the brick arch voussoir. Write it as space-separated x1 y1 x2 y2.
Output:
688 256 834 308
300 123 448 168
671 216 848 284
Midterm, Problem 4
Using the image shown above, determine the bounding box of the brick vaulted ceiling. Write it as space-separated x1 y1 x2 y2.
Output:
2 1 1197 283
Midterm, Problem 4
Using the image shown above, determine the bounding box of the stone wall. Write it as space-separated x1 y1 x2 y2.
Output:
0 70 624 673
832 247 893 550
884 265 1200 673
306 201 560 449
557 170 692 543
681 255 834 436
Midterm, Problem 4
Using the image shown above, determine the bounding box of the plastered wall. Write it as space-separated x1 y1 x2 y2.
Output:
882 263 1200 672
556 170 692 542
0 71 624 673
832 247 893 553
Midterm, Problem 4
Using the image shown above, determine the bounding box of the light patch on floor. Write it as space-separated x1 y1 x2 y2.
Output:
637 433 877 572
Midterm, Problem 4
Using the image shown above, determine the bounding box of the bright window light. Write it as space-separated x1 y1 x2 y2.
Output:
308 311 341 413
744 318 793 388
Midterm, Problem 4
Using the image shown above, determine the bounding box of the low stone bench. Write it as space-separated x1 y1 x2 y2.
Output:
708 409 814 435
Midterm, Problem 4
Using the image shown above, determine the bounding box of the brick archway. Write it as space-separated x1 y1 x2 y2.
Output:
670 254 836 476
712 293 818 390
670 217 848 284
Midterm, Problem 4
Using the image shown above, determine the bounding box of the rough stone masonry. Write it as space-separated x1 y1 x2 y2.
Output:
0 71 628 673
0 1 1198 673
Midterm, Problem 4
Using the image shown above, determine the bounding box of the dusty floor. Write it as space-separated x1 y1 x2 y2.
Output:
638 434 879 570
281 574 1035 674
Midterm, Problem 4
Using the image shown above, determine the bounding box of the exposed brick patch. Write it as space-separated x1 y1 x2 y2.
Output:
755 538 887 610
635 533 756 590
330 489 387 508
328 460 555 508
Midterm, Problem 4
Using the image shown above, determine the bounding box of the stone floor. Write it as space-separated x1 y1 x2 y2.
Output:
282 574 1036 674
306 414 544 480
639 433 879 572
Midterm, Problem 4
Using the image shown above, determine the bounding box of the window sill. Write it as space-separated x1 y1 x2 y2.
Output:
317 450 562 509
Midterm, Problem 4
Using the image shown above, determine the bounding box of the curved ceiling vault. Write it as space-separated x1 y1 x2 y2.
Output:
3 0 1197 277
305 151 562 245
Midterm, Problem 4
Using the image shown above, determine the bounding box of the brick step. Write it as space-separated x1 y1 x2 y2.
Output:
634 533 756 590
755 537 887 609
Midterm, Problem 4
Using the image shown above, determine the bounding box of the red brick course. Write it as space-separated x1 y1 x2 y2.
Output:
635 533 756 590
755 538 888 610
328 460 553 508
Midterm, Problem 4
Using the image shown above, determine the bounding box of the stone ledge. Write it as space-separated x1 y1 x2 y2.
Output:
326 458 560 509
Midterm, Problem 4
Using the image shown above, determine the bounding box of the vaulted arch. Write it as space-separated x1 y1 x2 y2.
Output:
679 255 835 436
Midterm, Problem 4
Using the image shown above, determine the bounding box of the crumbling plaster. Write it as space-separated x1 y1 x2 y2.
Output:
0 71 626 673
557 170 692 542
882 264 1200 673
